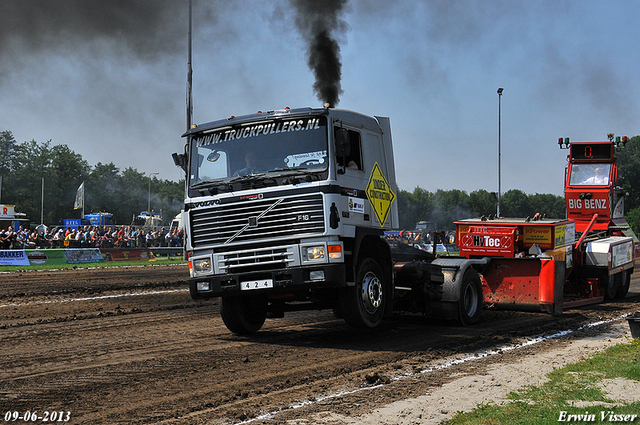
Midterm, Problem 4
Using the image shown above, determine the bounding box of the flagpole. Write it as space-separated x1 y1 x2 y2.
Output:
41 177 44 225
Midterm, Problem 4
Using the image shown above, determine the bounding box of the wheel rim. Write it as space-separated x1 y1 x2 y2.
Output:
463 281 479 317
360 271 382 314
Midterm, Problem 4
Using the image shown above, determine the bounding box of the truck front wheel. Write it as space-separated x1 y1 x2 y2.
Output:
220 295 267 335
340 258 386 329
459 269 483 325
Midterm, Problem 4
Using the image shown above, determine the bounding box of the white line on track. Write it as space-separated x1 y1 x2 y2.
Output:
234 314 631 425
0 289 189 308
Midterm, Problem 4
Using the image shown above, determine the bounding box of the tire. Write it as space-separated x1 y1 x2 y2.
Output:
604 272 620 300
615 270 630 299
339 258 386 329
220 295 267 335
458 269 483 325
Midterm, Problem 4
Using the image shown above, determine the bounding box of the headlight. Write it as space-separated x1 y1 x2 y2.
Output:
193 258 212 273
305 246 326 261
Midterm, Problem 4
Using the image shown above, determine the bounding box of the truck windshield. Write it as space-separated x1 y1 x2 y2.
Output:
569 163 611 186
189 116 328 186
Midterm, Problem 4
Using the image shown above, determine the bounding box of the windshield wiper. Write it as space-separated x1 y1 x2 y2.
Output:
262 168 324 183
227 172 269 183
191 179 226 189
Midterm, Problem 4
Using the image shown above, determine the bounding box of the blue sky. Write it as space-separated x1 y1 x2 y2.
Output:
1 0 638 197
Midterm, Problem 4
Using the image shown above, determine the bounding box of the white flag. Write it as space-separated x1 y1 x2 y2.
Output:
74 182 84 210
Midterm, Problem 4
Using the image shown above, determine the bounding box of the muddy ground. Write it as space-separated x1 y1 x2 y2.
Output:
1 263 638 424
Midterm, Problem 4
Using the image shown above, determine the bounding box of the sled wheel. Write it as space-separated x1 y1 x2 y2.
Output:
604 272 621 300
615 270 630 299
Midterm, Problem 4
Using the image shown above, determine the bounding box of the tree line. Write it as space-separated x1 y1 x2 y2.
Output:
0 131 184 227
397 188 566 230
2 131 639 235
398 135 640 234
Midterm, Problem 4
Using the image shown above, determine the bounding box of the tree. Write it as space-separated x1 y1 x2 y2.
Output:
0 131 17 177
501 189 531 217
0 131 184 227
615 135 640 211
626 207 640 236
528 193 566 218
468 189 496 217
431 189 470 229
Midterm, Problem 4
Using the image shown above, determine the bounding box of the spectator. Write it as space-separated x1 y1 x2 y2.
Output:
26 230 38 249
1 226 15 249
146 230 155 247
137 229 146 247
15 227 28 248
100 231 112 248
53 228 65 248
65 230 76 247
130 227 138 247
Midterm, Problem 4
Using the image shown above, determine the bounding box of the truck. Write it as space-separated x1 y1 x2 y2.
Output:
173 107 636 334
84 212 115 226
169 211 184 233
131 211 163 229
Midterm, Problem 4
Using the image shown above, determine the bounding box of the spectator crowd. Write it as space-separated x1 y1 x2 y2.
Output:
0 225 183 250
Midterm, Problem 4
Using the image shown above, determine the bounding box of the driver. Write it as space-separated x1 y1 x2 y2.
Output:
233 151 260 177
582 167 608 185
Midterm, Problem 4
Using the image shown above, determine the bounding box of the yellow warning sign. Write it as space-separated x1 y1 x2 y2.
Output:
366 162 396 227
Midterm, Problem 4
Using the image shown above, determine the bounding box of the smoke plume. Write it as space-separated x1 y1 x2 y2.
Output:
0 0 188 61
290 0 348 107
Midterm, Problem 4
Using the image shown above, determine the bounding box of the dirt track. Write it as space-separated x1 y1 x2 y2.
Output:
1 263 639 424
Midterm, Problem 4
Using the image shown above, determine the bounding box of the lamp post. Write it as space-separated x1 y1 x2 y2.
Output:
148 172 159 213
497 87 504 217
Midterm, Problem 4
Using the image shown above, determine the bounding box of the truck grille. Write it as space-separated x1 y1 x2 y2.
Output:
217 245 298 274
190 193 325 249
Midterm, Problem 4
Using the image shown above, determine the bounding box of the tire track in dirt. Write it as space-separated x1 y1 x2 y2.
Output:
1 264 638 424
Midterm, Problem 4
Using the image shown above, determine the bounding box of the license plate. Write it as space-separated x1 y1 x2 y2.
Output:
240 279 274 290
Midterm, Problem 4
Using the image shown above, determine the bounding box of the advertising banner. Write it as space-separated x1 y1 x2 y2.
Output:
2 248 155 267
0 250 30 266
64 248 104 264
101 248 155 261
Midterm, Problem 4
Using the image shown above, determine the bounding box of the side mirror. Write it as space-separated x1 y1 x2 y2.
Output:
172 152 187 172
335 128 351 174
335 128 351 157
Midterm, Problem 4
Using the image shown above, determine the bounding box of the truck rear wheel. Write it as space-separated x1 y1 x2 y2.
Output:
615 270 630 298
458 269 482 325
220 295 267 335
604 272 621 300
340 258 386 329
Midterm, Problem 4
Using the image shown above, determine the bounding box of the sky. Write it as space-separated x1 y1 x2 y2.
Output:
1 0 639 197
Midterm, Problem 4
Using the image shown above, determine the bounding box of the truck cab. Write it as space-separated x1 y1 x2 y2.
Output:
178 107 398 333
561 135 636 301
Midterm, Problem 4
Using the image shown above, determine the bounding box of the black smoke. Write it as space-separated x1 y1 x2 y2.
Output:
0 0 189 60
290 0 348 108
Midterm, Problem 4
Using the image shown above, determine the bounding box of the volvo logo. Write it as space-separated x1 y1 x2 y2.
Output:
248 216 258 228
188 199 221 209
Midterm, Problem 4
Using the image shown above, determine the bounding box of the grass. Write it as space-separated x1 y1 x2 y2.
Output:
445 338 640 424
0 255 186 272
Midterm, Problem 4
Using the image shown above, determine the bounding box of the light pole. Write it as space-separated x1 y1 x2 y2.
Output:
497 87 504 217
148 172 159 213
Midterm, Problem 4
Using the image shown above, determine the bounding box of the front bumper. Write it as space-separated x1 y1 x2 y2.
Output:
189 263 347 299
